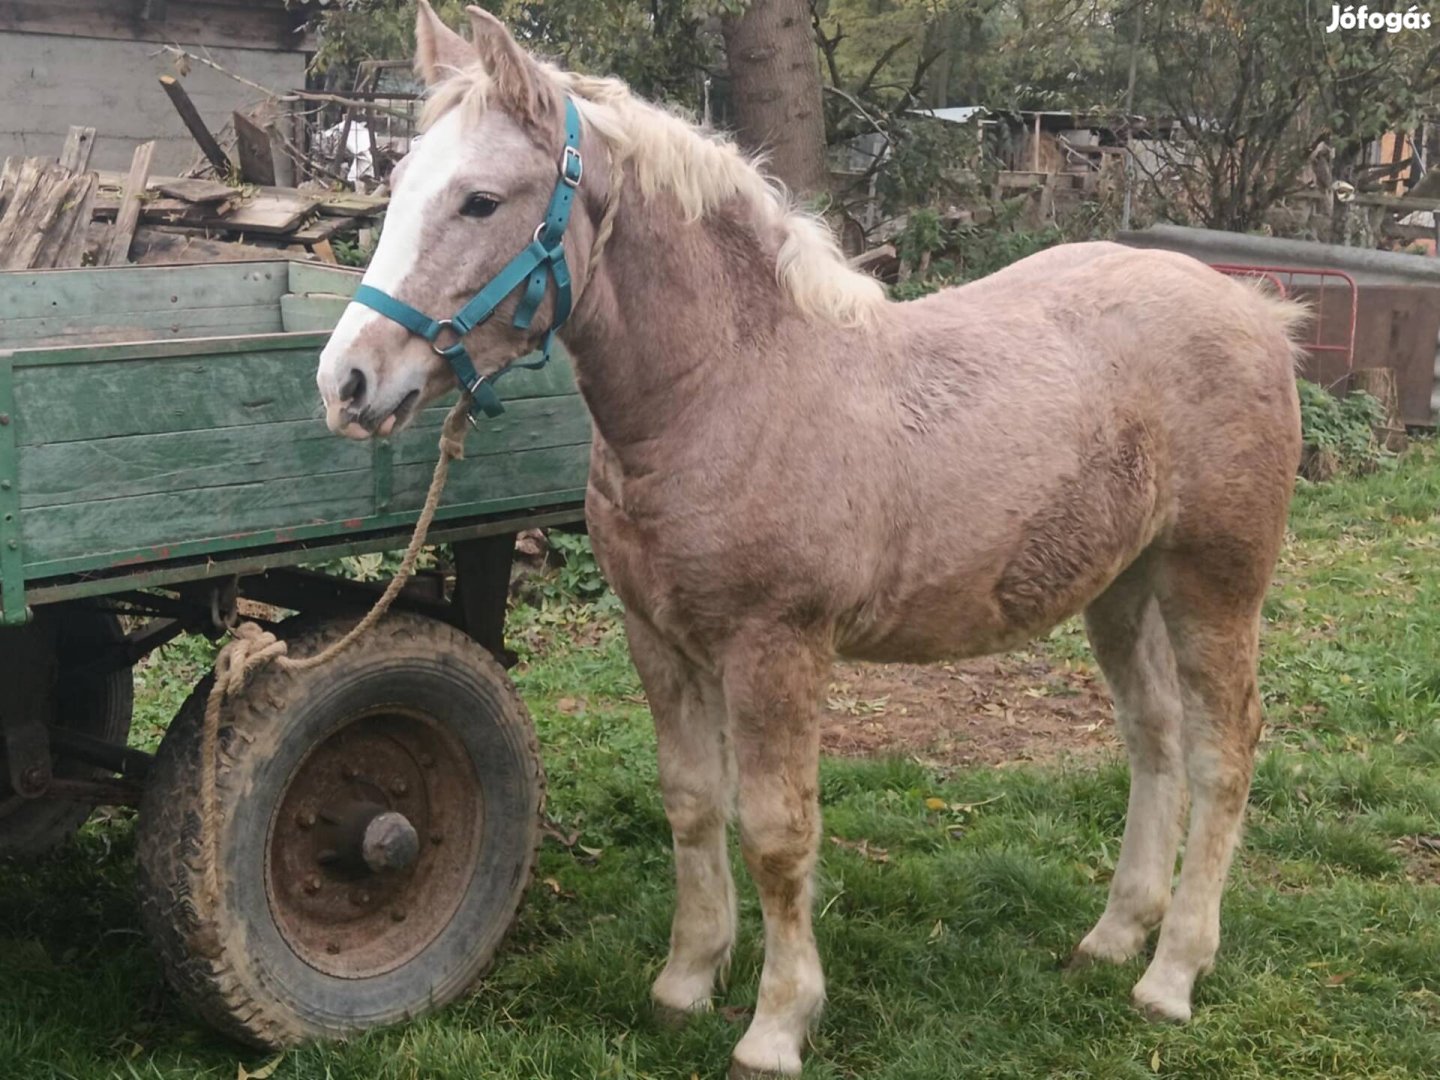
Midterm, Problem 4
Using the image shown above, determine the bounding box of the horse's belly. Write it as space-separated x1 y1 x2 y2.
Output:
835 576 1065 665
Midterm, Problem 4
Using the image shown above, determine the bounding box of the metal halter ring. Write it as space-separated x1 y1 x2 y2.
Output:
430 319 459 356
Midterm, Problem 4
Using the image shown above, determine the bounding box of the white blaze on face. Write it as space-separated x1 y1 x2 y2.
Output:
316 110 469 412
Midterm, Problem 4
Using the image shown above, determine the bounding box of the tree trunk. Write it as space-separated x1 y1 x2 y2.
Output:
721 0 828 197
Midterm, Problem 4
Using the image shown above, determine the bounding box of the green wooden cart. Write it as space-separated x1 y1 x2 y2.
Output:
0 260 591 1047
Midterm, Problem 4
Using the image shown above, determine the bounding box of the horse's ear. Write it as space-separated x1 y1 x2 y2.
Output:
414 0 472 87
466 6 551 125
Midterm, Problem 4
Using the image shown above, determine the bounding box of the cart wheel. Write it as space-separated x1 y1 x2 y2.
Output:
135 613 544 1048
0 609 134 856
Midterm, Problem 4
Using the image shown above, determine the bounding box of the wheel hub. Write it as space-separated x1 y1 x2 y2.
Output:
265 707 483 979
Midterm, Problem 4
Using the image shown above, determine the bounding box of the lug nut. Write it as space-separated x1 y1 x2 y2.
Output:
326 942 340 955
351 889 371 906
418 754 435 768
296 811 316 829
390 778 408 796
303 875 321 894
391 908 407 923
342 765 358 780
430 831 444 845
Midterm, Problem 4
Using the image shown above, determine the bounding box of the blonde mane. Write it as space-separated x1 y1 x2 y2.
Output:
421 64 885 327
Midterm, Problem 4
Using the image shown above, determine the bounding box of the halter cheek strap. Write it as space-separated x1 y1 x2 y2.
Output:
351 96 584 423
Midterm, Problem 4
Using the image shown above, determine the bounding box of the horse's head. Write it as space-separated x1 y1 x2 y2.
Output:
317 2 588 439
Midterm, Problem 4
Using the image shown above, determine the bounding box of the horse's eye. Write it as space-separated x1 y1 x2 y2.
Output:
460 193 500 219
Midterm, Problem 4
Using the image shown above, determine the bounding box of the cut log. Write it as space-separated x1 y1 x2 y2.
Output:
1350 367 1408 453
158 74 231 176
102 140 156 265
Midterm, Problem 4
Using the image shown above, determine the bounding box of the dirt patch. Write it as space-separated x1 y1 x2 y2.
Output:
1396 835 1440 884
821 653 1119 767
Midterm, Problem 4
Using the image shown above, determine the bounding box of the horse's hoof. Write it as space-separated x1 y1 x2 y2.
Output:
653 997 712 1029
729 1060 799 1080
1131 979 1193 1024
1068 922 1147 969
730 1039 802 1078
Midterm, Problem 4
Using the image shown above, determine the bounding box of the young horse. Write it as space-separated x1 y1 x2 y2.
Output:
317 5 1303 1074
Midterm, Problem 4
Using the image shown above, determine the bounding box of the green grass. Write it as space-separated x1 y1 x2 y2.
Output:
4 445 1440 1079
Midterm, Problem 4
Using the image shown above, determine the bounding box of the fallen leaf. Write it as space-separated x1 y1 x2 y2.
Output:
1150 1047 1161 1072
1324 972 1354 987
238 1056 282 1080
924 797 947 811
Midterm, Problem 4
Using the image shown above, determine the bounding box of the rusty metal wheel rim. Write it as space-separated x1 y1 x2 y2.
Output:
265 704 485 979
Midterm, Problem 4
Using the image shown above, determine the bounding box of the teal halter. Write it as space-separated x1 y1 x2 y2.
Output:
352 96 584 423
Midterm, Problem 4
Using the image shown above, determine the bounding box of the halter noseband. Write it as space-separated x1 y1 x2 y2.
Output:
351 96 584 424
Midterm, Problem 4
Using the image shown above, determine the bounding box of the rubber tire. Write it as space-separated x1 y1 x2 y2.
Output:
0 608 134 856
134 613 545 1048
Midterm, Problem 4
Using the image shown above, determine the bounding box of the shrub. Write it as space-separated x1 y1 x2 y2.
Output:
1297 379 1389 480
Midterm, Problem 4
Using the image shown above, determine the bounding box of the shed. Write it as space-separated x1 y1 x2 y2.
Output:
0 1 316 173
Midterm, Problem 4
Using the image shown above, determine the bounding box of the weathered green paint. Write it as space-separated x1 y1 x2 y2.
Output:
280 293 351 333
0 357 25 623
17 396 589 508
0 263 291 322
0 261 592 622
373 438 393 514
286 261 362 297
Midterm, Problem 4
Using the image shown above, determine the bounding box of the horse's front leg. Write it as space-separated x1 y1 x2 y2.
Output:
725 635 828 1078
627 615 737 1016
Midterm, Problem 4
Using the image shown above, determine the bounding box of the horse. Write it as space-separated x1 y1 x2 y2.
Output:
316 4 1304 1074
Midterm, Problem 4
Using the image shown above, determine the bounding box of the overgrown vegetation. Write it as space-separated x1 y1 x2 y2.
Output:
890 206 1064 299
306 1 1439 247
4 443 1439 1078
1298 379 1391 480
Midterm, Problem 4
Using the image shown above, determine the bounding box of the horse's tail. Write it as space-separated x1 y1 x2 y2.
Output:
1233 277 1312 372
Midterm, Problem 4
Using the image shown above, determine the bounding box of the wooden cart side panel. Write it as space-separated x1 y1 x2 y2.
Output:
17 396 592 509
287 262 362 297
0 263 292 347
2 260 592 606
11 344 581 447
18 446 591 577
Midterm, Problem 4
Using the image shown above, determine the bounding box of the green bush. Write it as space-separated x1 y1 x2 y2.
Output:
1297 379 1389 480
889 206 1063 301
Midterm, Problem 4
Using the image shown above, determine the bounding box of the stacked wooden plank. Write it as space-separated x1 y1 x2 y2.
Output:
0 126 101 270
0 123 389 268
88 170 388 265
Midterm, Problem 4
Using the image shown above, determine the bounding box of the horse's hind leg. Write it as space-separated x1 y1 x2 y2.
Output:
628 615 738 1016
1072 556 1186 966
1131 546 1271 1022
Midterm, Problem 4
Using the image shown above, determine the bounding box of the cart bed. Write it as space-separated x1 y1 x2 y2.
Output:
0 261 591 622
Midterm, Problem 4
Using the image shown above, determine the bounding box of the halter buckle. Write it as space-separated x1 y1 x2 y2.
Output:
560 145 583 188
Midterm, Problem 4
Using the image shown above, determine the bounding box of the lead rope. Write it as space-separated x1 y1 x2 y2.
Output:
193 158 626 923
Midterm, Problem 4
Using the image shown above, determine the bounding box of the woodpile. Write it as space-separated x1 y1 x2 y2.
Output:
0 115 388 270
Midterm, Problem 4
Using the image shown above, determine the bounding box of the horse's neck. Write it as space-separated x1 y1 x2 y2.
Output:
563 184 802 458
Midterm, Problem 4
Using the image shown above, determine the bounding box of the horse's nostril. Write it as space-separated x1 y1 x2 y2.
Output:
340 367 366 404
